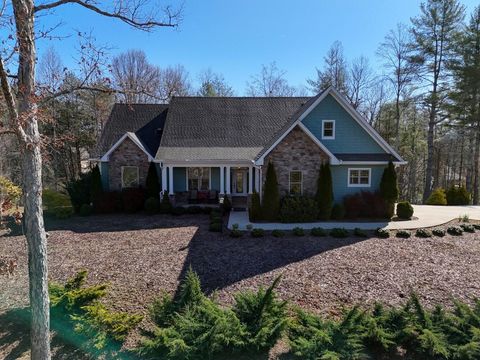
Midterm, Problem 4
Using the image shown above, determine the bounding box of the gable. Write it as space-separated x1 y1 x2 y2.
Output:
301 94 385 154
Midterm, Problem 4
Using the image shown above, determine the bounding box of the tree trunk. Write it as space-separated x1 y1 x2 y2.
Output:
13 0 51 358
423 107 436 203
473 122 480 204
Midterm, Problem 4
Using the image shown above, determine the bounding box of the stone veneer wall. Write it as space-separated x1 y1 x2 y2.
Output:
263 126 329 197
108 137 150 191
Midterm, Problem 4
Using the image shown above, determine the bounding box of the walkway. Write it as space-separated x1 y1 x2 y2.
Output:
227 205 480 231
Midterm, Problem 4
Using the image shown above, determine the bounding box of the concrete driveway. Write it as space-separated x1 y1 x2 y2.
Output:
228 205 480 231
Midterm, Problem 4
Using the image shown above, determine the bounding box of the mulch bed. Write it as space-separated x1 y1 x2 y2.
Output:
1 213 480 358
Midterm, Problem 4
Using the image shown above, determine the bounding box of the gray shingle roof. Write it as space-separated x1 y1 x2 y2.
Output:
156 96 309 161
94 103 168 158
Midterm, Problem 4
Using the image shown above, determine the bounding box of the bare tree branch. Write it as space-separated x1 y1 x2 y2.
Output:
34 0 181 30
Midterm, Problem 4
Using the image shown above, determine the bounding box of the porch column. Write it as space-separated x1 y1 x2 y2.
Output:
219 166 225 194
161 166 167 193
226 166 231 195
168 166 174 195
248 166 253 194
255 167 260 193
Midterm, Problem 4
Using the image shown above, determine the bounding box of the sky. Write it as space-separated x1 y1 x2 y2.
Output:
32 0 479 95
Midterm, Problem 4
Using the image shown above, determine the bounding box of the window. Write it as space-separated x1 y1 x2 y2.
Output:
188 167 210 191
289 171 303 195
348 168 371 187
121 166 139 188
322 120 335 139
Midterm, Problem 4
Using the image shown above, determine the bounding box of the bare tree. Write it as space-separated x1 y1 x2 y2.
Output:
377 23 419 150
158 64 191 101
0 1 181 359
307 41 349 95
197 69 234 97
246 62 297 96
111 49 162 103
347 56 372 110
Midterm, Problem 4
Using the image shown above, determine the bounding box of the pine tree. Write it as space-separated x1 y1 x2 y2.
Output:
249 191 262 221
315 162 334 220
262 162 280 221
146 162 160 199
90 165 103 202
380 161 399 217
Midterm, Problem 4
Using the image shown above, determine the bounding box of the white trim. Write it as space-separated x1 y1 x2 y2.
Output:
161 166 167 192
321 120 335 140
347 168 371 188
220 166 225 194
168 166 174 195
288 170 303 195
248 166 253 194
337 161 407 165
121 166 139 189
100 132 153 162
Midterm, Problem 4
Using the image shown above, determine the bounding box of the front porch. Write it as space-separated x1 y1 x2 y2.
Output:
159 164 262 205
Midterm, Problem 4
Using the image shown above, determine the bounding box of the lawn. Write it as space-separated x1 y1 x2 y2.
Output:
1 213 480 358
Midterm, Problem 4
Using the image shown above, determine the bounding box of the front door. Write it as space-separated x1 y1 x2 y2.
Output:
232 169 247 195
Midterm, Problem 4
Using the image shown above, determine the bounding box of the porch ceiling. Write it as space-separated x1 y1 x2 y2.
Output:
156 146 262 162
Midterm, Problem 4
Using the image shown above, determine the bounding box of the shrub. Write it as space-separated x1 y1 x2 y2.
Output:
432 228 446 237
79 203 93 217
121 188 145 213
159 192 172 214
292 227 305 236
415 229 432 238
331 203 345 220
353 228 368 237
144 197 160 215
262 162 280 221
0 176 21 222
251 228 265 238
209 222 222 232
271 229 285 238
279 196 318 223
230 229 243 238
446 185 471 205
310 227 327 237
396 230 411 238
50 270 142 357
90 165 103 202
94 191 122 214
460 224 475 233
233 276 288 352
379 161 399 217
474 224 480 230
315 162 333 220
459 214 470 222
249 191 262 221
375 228 390 238
141 270 287 358
344 191 388 220
66 173 92 213
222 195 232 213
171 206 186 216
396 201 414 219
330 227 349 238
146 162 160 198
43 189 74 219
447 226 463 236
426 188 447 205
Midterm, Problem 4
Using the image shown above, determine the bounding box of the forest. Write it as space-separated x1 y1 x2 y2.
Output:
1 0 479 205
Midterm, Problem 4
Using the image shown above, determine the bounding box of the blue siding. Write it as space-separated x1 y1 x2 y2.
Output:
302 94 386 154
331 165 386 203
210 167 220 191
173 167 187 192
100 162 109 191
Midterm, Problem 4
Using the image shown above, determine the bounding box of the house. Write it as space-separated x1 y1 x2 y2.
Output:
93 87 405 207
